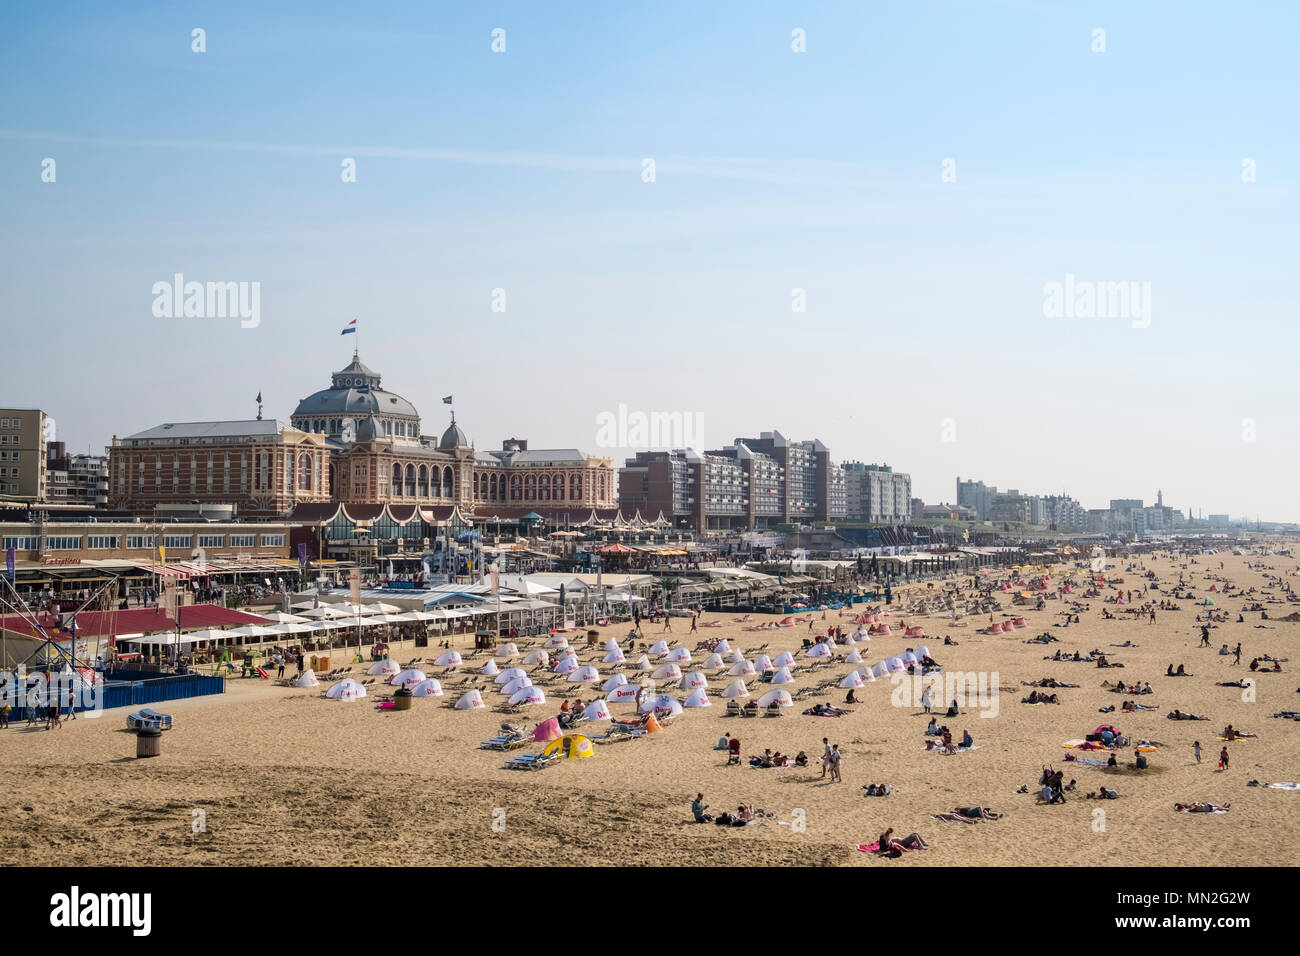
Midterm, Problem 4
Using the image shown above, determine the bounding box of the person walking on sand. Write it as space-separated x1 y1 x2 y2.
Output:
921 683 933 714
829 744 843 782
1233 642 1242 665
1193 740 1202 764
821 737 832 779
1218 747 1229 770
663 614 672 633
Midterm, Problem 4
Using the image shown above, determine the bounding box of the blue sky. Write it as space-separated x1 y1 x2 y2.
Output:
2 1 1297 520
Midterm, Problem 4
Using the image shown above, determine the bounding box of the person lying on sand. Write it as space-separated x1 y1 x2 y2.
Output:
1087 788 1120 800
935 807 1002 822
1174 802 1229 813
1167 709 1209 721
876 828 928 856
862 783 892 796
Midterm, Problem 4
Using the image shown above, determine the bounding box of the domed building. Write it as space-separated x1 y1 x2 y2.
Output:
291 352 421 444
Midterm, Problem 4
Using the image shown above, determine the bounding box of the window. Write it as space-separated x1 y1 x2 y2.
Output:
198 535 224 548
231 535 255 548
418 464 429 497
164 535 192 549
260 534 285 547
297 453 313 492
391 463 401 497
2 536 37 550
48 536 82 550
126 535 155 549
87 536 120 550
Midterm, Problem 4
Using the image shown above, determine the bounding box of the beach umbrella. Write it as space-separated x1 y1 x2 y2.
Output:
411 678 443 697
569 665 601 683
770 666 795 684
728 659 757 677
582 699 612 722
683 688 711 708
454 690 486 710
720 679 750 698
481 659 500 676
495 667 527 685
326 679 366 700
756 689 793 709
435 650 463 667
839 671 864 689
601 673 628 692
368 659 401 676
390 668 427 687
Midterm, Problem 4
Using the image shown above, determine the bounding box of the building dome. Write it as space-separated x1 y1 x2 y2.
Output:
291 352 421 443
439 415 470 450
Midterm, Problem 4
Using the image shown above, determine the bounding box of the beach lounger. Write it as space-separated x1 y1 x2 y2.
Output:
504 751 558 770
126 708 173 731
481 735 530 751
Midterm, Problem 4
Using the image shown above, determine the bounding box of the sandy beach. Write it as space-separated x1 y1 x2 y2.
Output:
5 551 1298 867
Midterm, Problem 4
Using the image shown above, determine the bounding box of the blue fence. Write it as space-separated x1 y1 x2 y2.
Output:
5 670 223 722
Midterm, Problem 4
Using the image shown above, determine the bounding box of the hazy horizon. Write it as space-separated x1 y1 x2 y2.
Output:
3 2 1297 521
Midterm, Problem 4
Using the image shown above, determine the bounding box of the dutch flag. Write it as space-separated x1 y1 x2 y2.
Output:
341 319 357 335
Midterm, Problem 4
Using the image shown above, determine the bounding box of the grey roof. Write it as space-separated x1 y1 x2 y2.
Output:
489 448 592 464
122 420 292 442
439 421 470 449
292 386 419 420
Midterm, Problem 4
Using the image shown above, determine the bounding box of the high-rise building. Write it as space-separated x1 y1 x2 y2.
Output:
0 409 52 502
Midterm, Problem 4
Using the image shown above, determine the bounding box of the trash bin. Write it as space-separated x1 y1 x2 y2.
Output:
136 726 162 758
393 687 413 711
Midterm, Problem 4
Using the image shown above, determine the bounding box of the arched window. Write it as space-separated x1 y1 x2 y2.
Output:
328 463 335 496
510 475 522 501
405 464 416 497
598 474 606 500
489 474 497 500
539 475 550 501
525 475 537 500
472 473 480 498
554 473 565 501
442 466 454 498
418 464 429 497
391 463 402 497
297 453 313 492
571 474 582 500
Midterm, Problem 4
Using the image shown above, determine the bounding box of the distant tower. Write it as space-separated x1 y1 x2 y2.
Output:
1157 489 1163 507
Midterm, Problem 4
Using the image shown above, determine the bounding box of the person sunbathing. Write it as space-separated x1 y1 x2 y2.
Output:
1174 802 1229 813
1087 787 1119 800
1167 709 1208 720
953 806 1002 820
862 783 892 796
877 828 928 856
771 751 790 767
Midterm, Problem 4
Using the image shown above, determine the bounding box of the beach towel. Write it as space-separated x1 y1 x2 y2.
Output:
1264 782 1299 790
1216 736 1251 742
1074 757 1108 767
857 842 882 853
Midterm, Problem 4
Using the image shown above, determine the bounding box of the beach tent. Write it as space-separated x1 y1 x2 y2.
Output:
435 650 463 667
481 660 500 676
569 665 601 683
326 679 366 700
411 678 443 697
455 690 485 710
643 713 663 733
916 646 931 659
639 694 683 718
666 647 692 663
605 638 622 652
703 653 725 669
649 640 670 655
901 651 918 665
601 673 628 692
713 639 731 653
770 667 795 684
368 659 401 676
541 734 594 760
533 717 564 741
729 650 747 664
754 654 774 672
886 657 906 673
603 647 626 664
496 667 527 685
556 647 578 663
858 666 876 683
523 649 551 667
756 689 794 709
805 642 833 659
721 679 750 698
607 684 642 703
682 670 709 690
773 651 796 667
495 642 520 658
652 662 683 681
633 655 653 671
501 676 534 697
583 699 612 722
871 662 889 678
553 657 580 673
728 659 757 677
390 668 428 687
509 685 547 706
683 688 712 708
839 671 864 689
844 649 863 664
545 635 570 649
